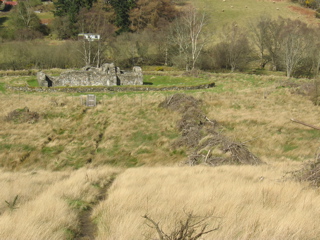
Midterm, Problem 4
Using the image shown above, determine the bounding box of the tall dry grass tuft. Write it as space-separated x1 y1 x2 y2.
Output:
93 163 320 240
0 167 121 239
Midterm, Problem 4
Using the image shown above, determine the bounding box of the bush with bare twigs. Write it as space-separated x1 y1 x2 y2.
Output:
143 212 220 240
295 149 320 187
5 107 39 124
160 94 263 166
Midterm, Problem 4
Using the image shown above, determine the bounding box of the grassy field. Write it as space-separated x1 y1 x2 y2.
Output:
1 72 320 239
1 72 319 169
93 164 320 239
191 0 320 30
0 167 121 239
1 164 320 239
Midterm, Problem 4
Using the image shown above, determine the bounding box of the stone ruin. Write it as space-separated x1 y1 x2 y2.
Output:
37 63 143 87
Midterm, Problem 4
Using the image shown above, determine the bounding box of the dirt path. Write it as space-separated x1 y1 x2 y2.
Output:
75 174 118 240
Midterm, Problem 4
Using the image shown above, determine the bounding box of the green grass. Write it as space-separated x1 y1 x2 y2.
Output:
130 131 159 146
41 146 64 156
67 199 91 211
0 143 36 151
136 148 152 154
36 12 54 20
283 144 299 152
192 0 319 32
143 75 210 86
0 82 5 93
43 111 68 119
0 16 9 28
27 78 39 87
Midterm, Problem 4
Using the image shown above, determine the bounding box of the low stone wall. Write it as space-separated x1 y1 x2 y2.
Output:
6 82 215 93
53 70 118 87
37 64 143 87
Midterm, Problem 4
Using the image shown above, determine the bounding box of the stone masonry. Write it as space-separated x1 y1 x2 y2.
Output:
37 63 143 87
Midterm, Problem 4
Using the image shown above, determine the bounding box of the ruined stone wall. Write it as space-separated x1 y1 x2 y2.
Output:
53 70 117 87
37 63 143 87
118 66 143 85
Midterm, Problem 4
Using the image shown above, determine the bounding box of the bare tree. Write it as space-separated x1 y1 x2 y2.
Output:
169 17 190 70
312 30 320 77
281 19 312 78
182 6 208 70
217 23 251 72
77 6 115 67
263 17 285 71
170 7 209 71
16 0 39 29
143 212 220 240
306 26 320 78
248 14 272 69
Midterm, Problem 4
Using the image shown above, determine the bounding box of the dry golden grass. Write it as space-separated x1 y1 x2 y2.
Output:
1 73 319 169
93 164 320 240
191 0 320 30
0 89 182 169
1 72 320 239
196 74 320 163
0 167 121 239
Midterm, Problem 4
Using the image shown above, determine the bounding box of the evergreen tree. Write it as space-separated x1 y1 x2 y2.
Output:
54 0 96 24
109 0 136 34
53 0 96 38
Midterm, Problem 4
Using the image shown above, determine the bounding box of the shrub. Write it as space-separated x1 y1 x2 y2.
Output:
315 8 320 18
156 66 164 71
143 212 220 240
310 80 320 105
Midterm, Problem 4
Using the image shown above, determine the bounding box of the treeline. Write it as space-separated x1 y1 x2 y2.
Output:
1 0 320 78
0 0 180 40
211 15 320 78
291 0 320 18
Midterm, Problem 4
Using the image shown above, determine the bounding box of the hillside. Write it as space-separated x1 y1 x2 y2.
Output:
1 67 320 240
2 71 320 238
192 0 320 28
1 73 320 170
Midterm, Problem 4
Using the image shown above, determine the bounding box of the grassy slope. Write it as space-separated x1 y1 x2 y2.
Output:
1 73 320 239
1 73 320 170
191 0 320 30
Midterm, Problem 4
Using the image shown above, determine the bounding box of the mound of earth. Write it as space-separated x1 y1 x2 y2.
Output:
160 94 263 166
5 107 39 124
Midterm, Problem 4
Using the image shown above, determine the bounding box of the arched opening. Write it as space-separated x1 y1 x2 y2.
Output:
46 76 53 87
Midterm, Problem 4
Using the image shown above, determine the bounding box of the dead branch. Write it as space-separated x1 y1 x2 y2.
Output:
143 212 220 240
205 116 215 124
142 215 166 240
167 95 174 105
290 118 320 131
204 150 211 163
